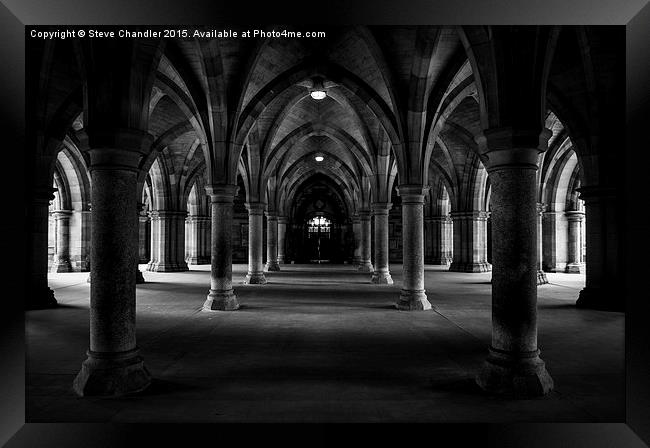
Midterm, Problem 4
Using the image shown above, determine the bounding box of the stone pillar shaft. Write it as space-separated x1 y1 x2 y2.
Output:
449 211 491 272
395 185 432 311
186 215 211 265
265 213 280 272
203 185 239 311
565 211 584 273
137 204 150 264
147 210 189 272
351 215 362 267
536 204 548 284
27 188 58 309
427 216 452 265
491 168 539 352
277 216 288 264
371 203 393 284
89 169 137 352
51 210 73 272
357 210 374 272
245 202 267 284
576 187 620 310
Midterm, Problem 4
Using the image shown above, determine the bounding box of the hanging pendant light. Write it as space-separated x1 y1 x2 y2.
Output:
309 77 327 100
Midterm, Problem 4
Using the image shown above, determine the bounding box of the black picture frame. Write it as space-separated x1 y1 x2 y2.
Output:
2 1 649 446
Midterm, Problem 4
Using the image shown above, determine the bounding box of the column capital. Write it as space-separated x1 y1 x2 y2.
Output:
186 214 210 223
148 210 188 219
78 128 154 172
351 214 361 224
277 216 289 225
565 210 585 221
536 203 547 215
205 184 238 203
449 210 489 220
265 211 278 220
52 209 73 218
426 215 449 223
371 202 392 214
476 127 552 172
397 184 429 203
245 202 267 214
358 209 371 219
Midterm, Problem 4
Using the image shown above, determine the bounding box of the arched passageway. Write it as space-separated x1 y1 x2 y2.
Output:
27 25 623 420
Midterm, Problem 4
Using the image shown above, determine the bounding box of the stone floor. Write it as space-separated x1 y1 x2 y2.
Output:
26 264 624 423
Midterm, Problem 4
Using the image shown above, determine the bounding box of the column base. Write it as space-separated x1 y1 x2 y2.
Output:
146 262 189 272
357 261 374 273
187 256 211 265
51 260 73 273
203 290 240 311
264 261 281 272
536 270 548 285
475 346 554 398
138 257 150 264
26 287 58 310
244 272 267 284
576 287 623 311
277 256 285 265
136 269 145 284
73 349 151 397
371 271 394 284
395 290 432 311
565 263 582 274
449 261 492 273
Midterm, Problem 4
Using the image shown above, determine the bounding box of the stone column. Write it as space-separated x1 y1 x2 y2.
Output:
277 216 288 264
565 210 585 273
146 210 189 272
203 185 239 311
244 202 267 284
541 209 567 272
371 202 393 284
429 216 452 265
395 185 432 311
351 214 362 267
135 203 148 284
444 215 453 262
449 211 491 272
51 210 73 273
73 143 151 397
186 215 211 265
536 203 549 284
137 203 150 264
357 210 374 272
575 187 620 310
424 217 434 263
475 130 553 398
27 187 58 309
265 212 280 272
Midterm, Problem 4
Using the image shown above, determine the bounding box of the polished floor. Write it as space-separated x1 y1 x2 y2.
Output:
26 264 624 423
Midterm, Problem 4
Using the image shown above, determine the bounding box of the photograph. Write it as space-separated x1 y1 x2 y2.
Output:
2 1 650 446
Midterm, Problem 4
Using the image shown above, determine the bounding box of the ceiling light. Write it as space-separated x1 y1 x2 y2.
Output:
310 90 327 100
315 155 324 162
309 77 327 100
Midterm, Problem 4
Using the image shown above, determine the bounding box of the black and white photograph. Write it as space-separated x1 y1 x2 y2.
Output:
2 1 650 446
